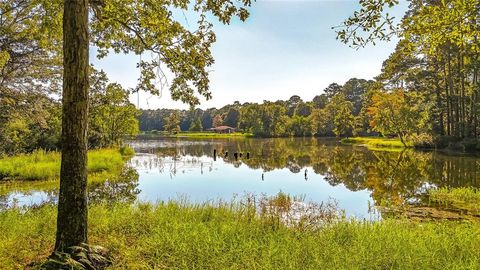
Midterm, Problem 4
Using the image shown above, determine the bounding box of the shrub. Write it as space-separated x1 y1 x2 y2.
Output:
119 145 135 157
411 133 435 149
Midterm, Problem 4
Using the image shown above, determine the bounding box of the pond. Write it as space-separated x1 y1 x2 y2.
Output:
2 137 480 218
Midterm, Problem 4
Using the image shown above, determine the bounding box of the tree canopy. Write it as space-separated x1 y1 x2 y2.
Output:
2 0 253 257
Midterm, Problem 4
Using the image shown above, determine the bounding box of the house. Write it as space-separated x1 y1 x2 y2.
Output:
208 126 237 134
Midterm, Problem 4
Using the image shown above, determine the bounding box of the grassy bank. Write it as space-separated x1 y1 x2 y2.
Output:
1 201 480 269
0 148 131 181
174 132 253 139
137 131 253 139
342 136 480 153
382 187 480 221
428 187 480 214
342 137 411 150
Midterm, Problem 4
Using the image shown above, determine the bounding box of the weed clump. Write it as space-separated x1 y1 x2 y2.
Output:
428 187 480 213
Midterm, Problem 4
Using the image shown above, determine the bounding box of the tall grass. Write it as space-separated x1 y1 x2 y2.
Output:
1 201 480 269
428 187 480 213
0 149 127 181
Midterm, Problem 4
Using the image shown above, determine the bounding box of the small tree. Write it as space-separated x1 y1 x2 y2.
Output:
311 108 333 136
238 104 263 135
367 89 418 146
286 115 312 137
334 106 354 137
164 112 181 134
189 118 203 132
212 114 224 127
223 107 240 127
326 94 355 137
89 83 139 147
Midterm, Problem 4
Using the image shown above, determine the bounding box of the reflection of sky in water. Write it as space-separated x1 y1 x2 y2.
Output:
16 136 480 220
132 154 374 219
4 137 480 219
4 191 55 208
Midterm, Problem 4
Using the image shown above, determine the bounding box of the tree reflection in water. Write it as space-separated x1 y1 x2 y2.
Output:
3 137 480 212
130 137 480 209
88 167 140 204
0 166 140 209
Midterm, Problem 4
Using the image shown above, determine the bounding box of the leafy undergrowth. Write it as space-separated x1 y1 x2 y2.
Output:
342 137 411 150
0 148 131 181
1 199 480 269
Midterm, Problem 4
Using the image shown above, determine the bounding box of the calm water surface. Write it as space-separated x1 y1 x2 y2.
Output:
2 137 480 218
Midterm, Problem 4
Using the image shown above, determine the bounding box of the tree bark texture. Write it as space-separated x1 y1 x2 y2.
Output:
55 0 90 252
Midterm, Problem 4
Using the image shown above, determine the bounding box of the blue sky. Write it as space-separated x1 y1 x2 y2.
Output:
91 0 408 110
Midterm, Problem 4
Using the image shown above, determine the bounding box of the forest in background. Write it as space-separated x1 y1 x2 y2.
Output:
140 0 480 151
2 0 480 156
0 66 139 155
2 0 480 268
139 78 376 137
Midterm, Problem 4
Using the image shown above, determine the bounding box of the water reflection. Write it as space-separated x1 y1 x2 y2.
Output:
2 137 480 218
130 137 480 212
0 167 140 210
88 168 140 204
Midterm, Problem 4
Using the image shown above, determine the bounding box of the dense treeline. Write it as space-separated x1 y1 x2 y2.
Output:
4 0 480 153
139 78 377 137
139 101 242 133
140 0 480 150
139 76 426 144
0 67 139 155
374 0 480 144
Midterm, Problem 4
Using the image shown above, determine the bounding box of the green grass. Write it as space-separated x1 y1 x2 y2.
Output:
0 168 130 197
428 187 480 213
342 137 412 150
138 131 253 139
1 201 480 269
174 132 253 139
0 148 129 181
119 145 135 157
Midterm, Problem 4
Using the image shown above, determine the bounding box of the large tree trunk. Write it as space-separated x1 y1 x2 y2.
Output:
55 0 90 252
